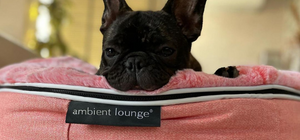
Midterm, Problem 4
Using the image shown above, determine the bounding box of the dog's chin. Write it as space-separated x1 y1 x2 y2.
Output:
105 69 172 91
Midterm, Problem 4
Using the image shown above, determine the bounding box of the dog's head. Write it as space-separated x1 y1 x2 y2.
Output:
97 0 207 91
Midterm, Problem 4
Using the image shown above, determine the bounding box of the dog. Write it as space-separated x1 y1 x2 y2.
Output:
96 0 238 91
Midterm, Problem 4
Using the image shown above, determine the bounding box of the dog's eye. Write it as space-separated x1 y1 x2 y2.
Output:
105 48 118 57
159 47 175 57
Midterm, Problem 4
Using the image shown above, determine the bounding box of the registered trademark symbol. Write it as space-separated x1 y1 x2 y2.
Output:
149 109 153 113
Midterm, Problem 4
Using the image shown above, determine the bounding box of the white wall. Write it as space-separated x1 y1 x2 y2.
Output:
0 0 28 41
0 0 38 67
192 0 292 73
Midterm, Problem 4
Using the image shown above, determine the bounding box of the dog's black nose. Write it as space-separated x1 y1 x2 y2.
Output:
125 57 146 72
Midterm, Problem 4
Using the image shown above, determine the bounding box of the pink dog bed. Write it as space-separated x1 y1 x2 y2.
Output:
0 56 300 139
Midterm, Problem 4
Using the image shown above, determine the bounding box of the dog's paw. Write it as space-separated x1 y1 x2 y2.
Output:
214 66 239 78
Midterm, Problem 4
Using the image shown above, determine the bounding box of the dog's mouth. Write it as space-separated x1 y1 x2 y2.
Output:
104 68 172 91
106 77 169 91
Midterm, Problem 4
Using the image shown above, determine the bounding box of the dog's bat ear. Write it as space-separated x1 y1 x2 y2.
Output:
100 0 132 34
162 0 207 42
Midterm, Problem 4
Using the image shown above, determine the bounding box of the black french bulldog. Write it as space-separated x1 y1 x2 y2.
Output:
96 0 238 91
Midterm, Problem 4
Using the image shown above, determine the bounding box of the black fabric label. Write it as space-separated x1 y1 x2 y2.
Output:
66 101 161 127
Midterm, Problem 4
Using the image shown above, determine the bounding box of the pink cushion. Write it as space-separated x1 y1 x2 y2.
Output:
0 57 300 139
1 93 300 139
